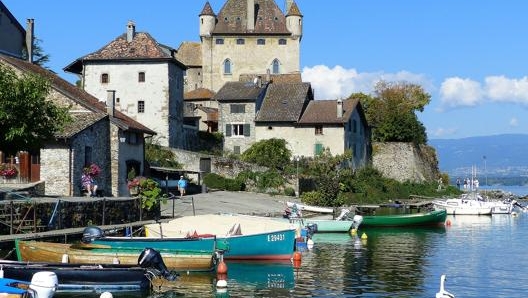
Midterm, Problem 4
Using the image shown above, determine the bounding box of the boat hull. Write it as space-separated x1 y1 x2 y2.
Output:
15 240 215 272
0 260 150 292
302 219 356 232
433 199 492 215
360 210 447 227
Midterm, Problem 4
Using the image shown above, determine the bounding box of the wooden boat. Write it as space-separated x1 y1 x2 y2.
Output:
140 214 298 260
290 209 363 233
0 274 57 298
2 247 177 293
359 210 447 227
15 239 216 272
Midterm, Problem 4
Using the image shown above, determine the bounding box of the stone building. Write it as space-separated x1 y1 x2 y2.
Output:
0 54 155 197
64 21 186 148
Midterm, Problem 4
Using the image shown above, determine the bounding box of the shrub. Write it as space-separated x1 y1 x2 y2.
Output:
284 187 296 197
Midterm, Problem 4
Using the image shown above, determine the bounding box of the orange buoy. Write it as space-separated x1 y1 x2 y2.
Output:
217 260 228 275
445 219 452 226
293 251 302 262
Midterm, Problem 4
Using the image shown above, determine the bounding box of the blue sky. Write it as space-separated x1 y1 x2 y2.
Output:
4 0 528 140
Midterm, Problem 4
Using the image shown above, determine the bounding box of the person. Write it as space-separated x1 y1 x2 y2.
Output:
456 178 461 190
81 171 98 197
177 175 187 197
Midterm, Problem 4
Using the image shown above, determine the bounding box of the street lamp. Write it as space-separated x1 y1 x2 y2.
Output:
295 156 300 198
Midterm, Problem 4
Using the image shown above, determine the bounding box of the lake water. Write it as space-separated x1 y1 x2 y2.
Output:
53 208 528 298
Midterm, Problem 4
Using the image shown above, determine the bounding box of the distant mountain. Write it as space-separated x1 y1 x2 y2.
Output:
429 134 528 178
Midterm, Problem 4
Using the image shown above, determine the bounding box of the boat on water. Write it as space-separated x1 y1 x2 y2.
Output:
141 214 298 260
359 209 447 227
286 201 334 214
432 194 493 215
0 274 57 298
15 239 216 272
3 247 177 293
287 209 363 233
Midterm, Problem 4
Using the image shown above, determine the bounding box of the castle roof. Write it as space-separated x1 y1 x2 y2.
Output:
184 88 216 101
286 1 303 17
200 1 216 16
176 42 202 67
213 81 267 102
213 0 290 35
255 82 312 122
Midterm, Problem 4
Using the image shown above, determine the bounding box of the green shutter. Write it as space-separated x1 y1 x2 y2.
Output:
315 143 323 156
243 124 250 136
226 124 232 136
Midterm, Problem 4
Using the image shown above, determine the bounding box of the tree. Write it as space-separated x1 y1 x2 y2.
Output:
353 81 430 144
22 38 51 69
0 64 71 153
241 138 291 170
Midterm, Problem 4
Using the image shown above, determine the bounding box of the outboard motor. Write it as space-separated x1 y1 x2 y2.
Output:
29 271 58 298
138 248 178 281
81 226 105 243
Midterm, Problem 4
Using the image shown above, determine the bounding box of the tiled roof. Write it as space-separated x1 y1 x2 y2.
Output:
213 81 267 102
200 2 216 16
0 54 156 136
55 112 107 138
286 1 302 17
298 98 360 125
239 72 302 84
176 42 202 67
197 106 219 121
255 82 312 122
184 88 215 101
213 0 290 35
64 30 185 74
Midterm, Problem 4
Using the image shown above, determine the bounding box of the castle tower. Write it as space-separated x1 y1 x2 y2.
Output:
199 2 216 38
286 1 303 39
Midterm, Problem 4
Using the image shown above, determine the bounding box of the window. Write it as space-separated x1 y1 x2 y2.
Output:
230 104 245 113
223 59 232 74
225 124 250 137
101 73 109 84
315 125 323 135
278 39 287 45
257 39 266 45
138 100 145 113
236 38 245 45
128 132 138 145
138 72 145 82
233 146 241 155
216 38 224 45
272 59 280 74
315 144 324 156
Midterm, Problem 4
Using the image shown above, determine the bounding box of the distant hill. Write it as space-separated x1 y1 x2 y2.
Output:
429 134 528 178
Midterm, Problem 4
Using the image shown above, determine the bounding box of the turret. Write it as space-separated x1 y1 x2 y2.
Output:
199 2 216 37
286 1 303 39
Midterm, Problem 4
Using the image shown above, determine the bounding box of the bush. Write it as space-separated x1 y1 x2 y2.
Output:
300 191 324 206
284 187 296 197
203 173 244 191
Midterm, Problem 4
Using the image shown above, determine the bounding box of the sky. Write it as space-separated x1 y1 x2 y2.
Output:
4 0 528 140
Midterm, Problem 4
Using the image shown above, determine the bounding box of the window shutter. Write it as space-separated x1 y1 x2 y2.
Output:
315 143 323 156
243 124 250 136
226 124 232 137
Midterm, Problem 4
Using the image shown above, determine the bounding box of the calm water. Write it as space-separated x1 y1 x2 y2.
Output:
53 210 528 298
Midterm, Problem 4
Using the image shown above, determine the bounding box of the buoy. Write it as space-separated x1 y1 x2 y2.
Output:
216 279 228 288
307 238 314 250
361 232 368 240
350 228 357 236
445 219 452 226
61 254 69 263
293 251 302 262
217 260 228 275
100 292 113 298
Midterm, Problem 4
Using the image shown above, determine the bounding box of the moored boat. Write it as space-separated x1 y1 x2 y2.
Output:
359 209 447 227
15 239 216 272
432 197 492 215
3 247 177 293
286 201 334 214
0 274 57 298
142 214 298 260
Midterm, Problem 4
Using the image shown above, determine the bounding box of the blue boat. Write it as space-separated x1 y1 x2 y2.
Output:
0 274 57 298
89 214 298 260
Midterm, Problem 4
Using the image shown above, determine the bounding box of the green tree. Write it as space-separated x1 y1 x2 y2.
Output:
354 80 430 144
241 138 291 170
0 64 71 153
22 38 51 69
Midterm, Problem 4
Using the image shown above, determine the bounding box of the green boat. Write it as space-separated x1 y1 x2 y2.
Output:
360 209 447 227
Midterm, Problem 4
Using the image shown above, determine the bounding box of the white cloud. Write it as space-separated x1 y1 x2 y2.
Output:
429 127 458 138
510 117 518 127
485 76 528 104
439 77 483 108
302 65 431 100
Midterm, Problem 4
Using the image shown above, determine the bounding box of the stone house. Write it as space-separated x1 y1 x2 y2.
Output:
186 0 303 93
0 1 25 59
64 21 186 148
183 88 218 133
0 54 156 197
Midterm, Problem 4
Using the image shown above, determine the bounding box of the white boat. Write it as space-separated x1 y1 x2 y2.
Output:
432 197 492 215
286 202 334 214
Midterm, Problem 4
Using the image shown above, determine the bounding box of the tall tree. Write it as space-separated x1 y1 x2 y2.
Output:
352 81 430 144
22 38 51 69
0 64 71 153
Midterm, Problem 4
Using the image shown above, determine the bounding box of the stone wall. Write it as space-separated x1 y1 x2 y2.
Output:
372 142 440 183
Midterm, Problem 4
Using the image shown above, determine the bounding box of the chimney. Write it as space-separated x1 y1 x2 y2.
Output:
266 69 271 83
337 99 343 118
247 0 255 31
26 19 34 63
107 90 116 117
126 21 136 42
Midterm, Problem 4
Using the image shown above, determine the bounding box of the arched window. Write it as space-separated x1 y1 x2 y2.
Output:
224 59 232 74
272 59 280 74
